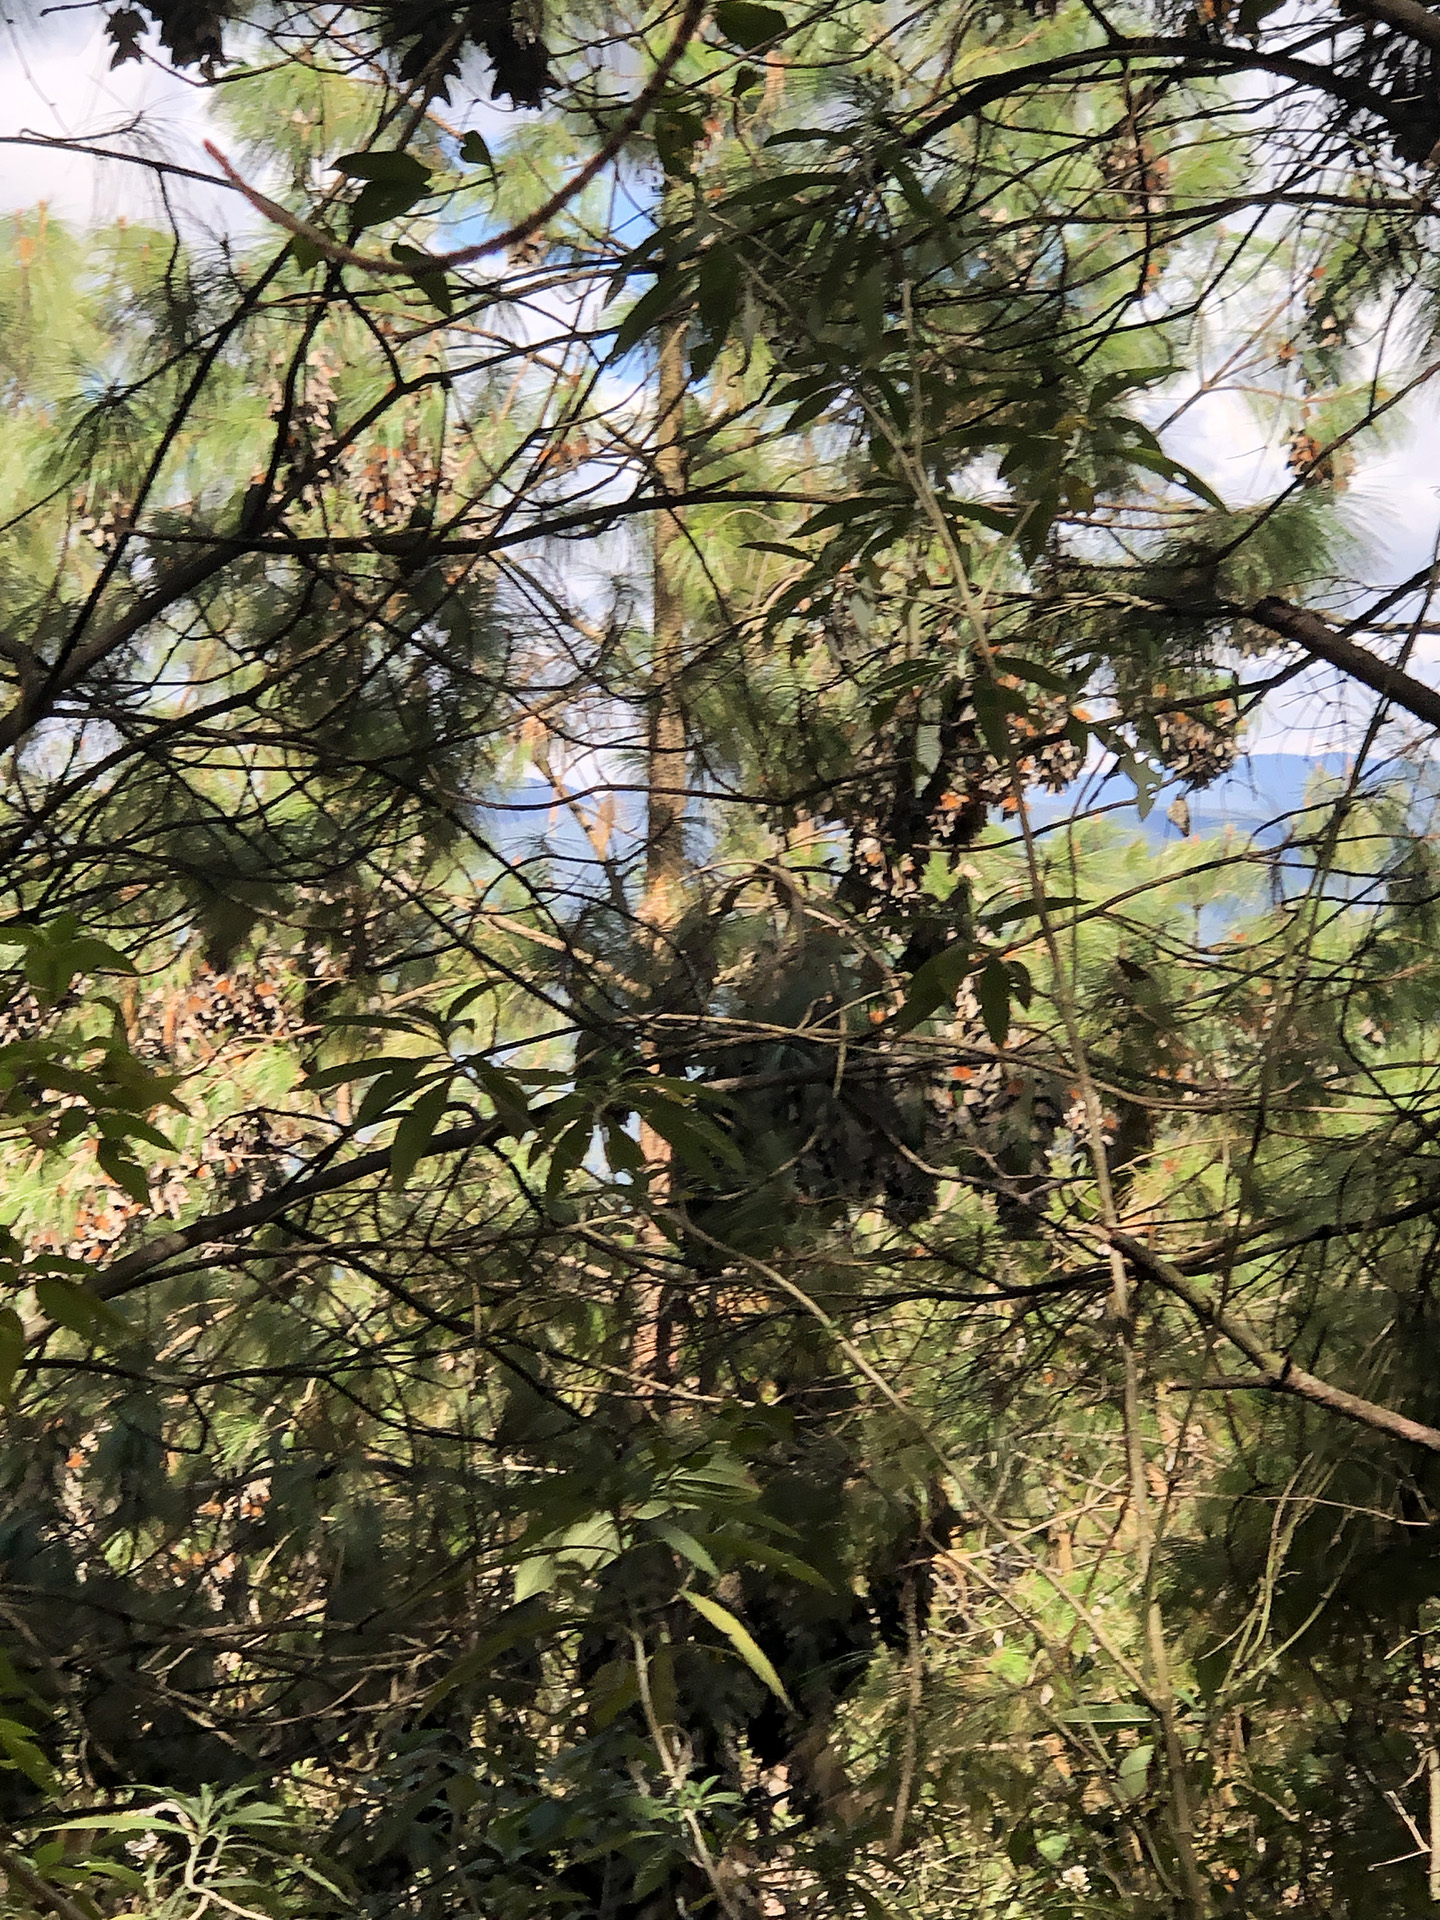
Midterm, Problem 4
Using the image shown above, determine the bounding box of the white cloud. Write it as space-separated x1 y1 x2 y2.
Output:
0 11 229 232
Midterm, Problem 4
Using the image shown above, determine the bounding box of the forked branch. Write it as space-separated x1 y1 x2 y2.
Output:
1113 1230 1440 1454
204 0 708 279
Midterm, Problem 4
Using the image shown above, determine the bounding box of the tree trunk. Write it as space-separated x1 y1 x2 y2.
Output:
632 288 689 1393
641 309 689 934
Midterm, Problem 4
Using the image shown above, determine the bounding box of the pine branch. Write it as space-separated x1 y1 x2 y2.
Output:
1114 1230 1440 1454
1251 596 1440 733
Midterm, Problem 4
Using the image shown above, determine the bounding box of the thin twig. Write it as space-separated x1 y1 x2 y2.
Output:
203 0 709 278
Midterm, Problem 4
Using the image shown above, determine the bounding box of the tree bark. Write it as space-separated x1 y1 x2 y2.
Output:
1251 596 1440 734
632 278 690 1392
641 310 690 935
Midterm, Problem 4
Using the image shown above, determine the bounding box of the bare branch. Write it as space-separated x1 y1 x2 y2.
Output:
1114 1231 1440 1454
1344 0 1440 57
1251 595 1440 734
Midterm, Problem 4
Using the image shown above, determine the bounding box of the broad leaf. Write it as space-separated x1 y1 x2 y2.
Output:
715 0 788 48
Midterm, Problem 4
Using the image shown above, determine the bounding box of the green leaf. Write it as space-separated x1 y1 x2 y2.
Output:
469 1057 532 1134
335 149 432 189
64 936 137 975
0 917 134 994
390 1083 451 1190
795 498 873 538
631 1847 681 1903
784 386 838 433
866 657 945 708
691 243 741 379
33 1277 132 1346
0 1714 56 1793
0 1307 23 1405
347 172 430 230
443 981 494 1026
27 1063 104 1100
971 680 1015 759
975 956 1011 1047
732 1536 831 1588
1124 445 1225 510
1116 1741 1154 1801
728 168 837 209
24 1253 93 1278
632 1094 744 1174
1117 749 1162 821
715 0 789 49
654 105 705 177
533 1090 588 1143
853 262 887 352
744 539 808 559
354 1062 424 1129
662 1451 762 1510
853 1889 901 1920
542 1116 594 1220
588 1658 641 1729
287 233 324 273
1063 1704 1151 1727
764 127 849 147
1237 0 1285 30
556 1511 622 1570
1088 365 1169 410
981 893 1086 930
96 1111 174 1152
648 1520 720 1575
445 1772 482 1817
611 269 687 359
514 1553 558 1603
683 1591 793 1708
391 243 453 316
603 1118 645 1175
771 371 834 408
96 1139 150 1207
458 129 496 177
323 1011 439 1036
1006 1823 1038 1869
302 1055 422 1092
991 653 1072 695
1008 959 1033 1010
946 496 1016 535
895 943 971 1034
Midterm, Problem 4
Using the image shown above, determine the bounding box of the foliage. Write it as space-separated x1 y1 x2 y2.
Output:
3 0 1440 1916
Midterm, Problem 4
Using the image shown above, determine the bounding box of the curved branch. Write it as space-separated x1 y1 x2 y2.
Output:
1345 0 1440 56
0 1843 96 1920
204 0 708 279
0 133 228 191
910 35 1404 147
20 1114 504 1348
1113 1230 1440 1454
0 476 829 764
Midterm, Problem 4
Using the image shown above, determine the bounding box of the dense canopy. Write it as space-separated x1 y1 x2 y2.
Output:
3 1 1440 1916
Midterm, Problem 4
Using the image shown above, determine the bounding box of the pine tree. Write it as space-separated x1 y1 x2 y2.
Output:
7 0 1440 1914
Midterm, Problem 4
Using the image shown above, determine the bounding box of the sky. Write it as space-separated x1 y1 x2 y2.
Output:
0 8 221 229
3 10 1439 839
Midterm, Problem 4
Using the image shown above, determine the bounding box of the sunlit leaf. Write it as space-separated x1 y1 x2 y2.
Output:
683 1591 793 1708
